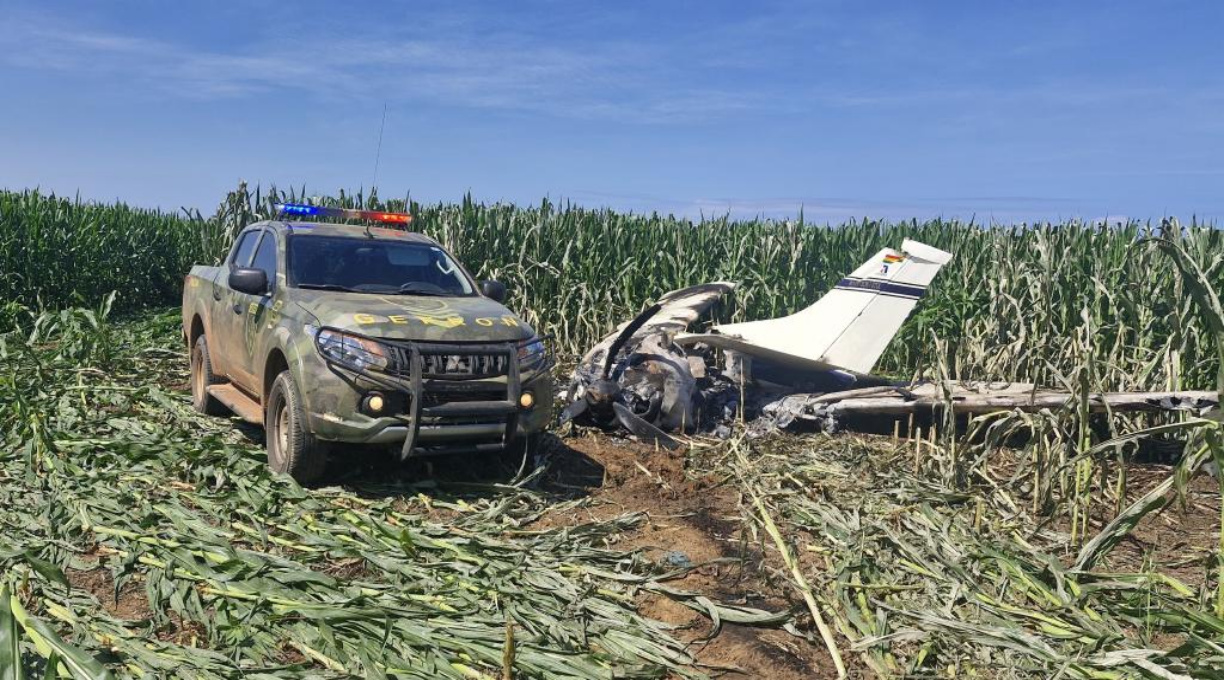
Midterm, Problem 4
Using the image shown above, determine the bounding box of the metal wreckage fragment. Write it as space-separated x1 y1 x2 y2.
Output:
560 284 740 449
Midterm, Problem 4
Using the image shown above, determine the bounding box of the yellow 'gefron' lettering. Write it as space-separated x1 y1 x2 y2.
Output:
416 315 465 329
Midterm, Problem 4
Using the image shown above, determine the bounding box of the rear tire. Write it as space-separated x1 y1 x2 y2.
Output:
190 336 227 416
266 371 328 485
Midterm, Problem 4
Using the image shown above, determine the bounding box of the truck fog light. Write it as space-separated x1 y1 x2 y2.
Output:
519 392 535 409
364 393 385 414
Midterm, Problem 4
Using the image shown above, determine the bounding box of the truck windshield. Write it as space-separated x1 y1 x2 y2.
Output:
288 236 475 296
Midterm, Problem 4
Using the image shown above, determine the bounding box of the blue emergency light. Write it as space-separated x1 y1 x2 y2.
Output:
275 203 412 224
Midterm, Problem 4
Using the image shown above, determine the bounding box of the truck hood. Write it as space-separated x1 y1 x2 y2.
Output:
293 290 536 342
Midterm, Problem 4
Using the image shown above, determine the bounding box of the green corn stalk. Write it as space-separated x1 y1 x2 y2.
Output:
5 185 1222 386
1148 237 1224 617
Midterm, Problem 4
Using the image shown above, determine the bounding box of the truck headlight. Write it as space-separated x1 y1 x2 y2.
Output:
316 329 390 372
517 337 547 372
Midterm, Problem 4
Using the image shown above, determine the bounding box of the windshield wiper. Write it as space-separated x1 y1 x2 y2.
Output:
395 284 451 296
297 283 362 293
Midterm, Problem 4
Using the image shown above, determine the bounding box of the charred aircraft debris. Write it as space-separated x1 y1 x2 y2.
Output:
562 240 1218 448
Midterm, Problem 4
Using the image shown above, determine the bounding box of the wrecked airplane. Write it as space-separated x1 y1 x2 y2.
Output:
561 240 1217 447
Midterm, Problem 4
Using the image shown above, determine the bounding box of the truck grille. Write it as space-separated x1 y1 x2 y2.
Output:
382 342 509 378
422 389 506 408
423 353 507 377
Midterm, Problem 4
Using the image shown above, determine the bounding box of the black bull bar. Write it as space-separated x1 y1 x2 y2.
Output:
317 329 523 460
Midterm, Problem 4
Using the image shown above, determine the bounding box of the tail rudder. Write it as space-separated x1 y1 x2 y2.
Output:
816 239 952 372
712 239 952 375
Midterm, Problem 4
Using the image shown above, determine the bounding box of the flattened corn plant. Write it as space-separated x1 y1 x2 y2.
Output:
0 308 779 678
718 434 1224 678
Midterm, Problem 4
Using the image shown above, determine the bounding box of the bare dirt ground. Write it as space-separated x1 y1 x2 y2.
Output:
1092 464 1221 585
534 434 846 679
64 565 151 622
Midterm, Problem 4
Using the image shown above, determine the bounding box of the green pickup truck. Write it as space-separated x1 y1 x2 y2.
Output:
181 205 554 484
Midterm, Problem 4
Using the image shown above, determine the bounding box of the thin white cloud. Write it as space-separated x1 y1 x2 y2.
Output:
0 15 756 123
819 82 1177 109
561 187 1097 223
660 194 1112 224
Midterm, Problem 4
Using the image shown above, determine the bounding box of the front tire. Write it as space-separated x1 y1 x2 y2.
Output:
190 336 227 416
510 432 565 462
265 371 328 485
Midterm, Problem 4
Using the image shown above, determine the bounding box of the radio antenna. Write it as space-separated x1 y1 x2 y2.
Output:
371 101 388 194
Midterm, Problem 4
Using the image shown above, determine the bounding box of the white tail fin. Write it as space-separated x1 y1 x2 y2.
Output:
712 239 952 374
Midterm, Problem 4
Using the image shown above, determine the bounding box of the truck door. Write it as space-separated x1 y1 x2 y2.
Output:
211 229 260 380
233 229 281 395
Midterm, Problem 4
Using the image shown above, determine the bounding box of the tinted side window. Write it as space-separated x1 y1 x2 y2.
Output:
229 231 259 267
250 232 278 289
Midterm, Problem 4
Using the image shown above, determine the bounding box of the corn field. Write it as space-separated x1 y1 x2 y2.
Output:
3 186 1222 389
3 184 1224 677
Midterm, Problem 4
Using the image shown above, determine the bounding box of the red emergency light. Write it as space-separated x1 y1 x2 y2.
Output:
276 203 413 224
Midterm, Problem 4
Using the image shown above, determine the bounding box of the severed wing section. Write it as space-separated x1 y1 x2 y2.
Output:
681 239 952 375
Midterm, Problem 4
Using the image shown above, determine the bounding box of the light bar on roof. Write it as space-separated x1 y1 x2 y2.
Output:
275 203 412 224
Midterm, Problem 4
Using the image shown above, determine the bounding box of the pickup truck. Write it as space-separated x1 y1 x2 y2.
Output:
181 205 554 484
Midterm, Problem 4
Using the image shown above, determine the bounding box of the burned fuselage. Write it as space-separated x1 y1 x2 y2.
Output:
563 241 954 444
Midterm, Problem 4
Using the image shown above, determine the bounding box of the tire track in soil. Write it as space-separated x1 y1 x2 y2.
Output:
539 434 836 679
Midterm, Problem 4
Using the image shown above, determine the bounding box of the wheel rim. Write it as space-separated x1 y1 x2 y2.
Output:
276 402 290 459
191 351 204 403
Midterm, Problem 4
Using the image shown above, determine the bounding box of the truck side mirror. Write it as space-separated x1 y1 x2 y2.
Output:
230 267 269 295
480 280 506 303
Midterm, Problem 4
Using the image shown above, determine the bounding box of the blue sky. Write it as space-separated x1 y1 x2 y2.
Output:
1 1 1221 223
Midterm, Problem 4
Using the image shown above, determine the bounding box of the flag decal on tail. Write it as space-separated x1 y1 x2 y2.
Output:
879 251 906 274
834 278 927 300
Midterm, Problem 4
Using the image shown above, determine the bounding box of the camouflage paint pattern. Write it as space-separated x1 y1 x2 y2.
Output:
182 220 553 444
